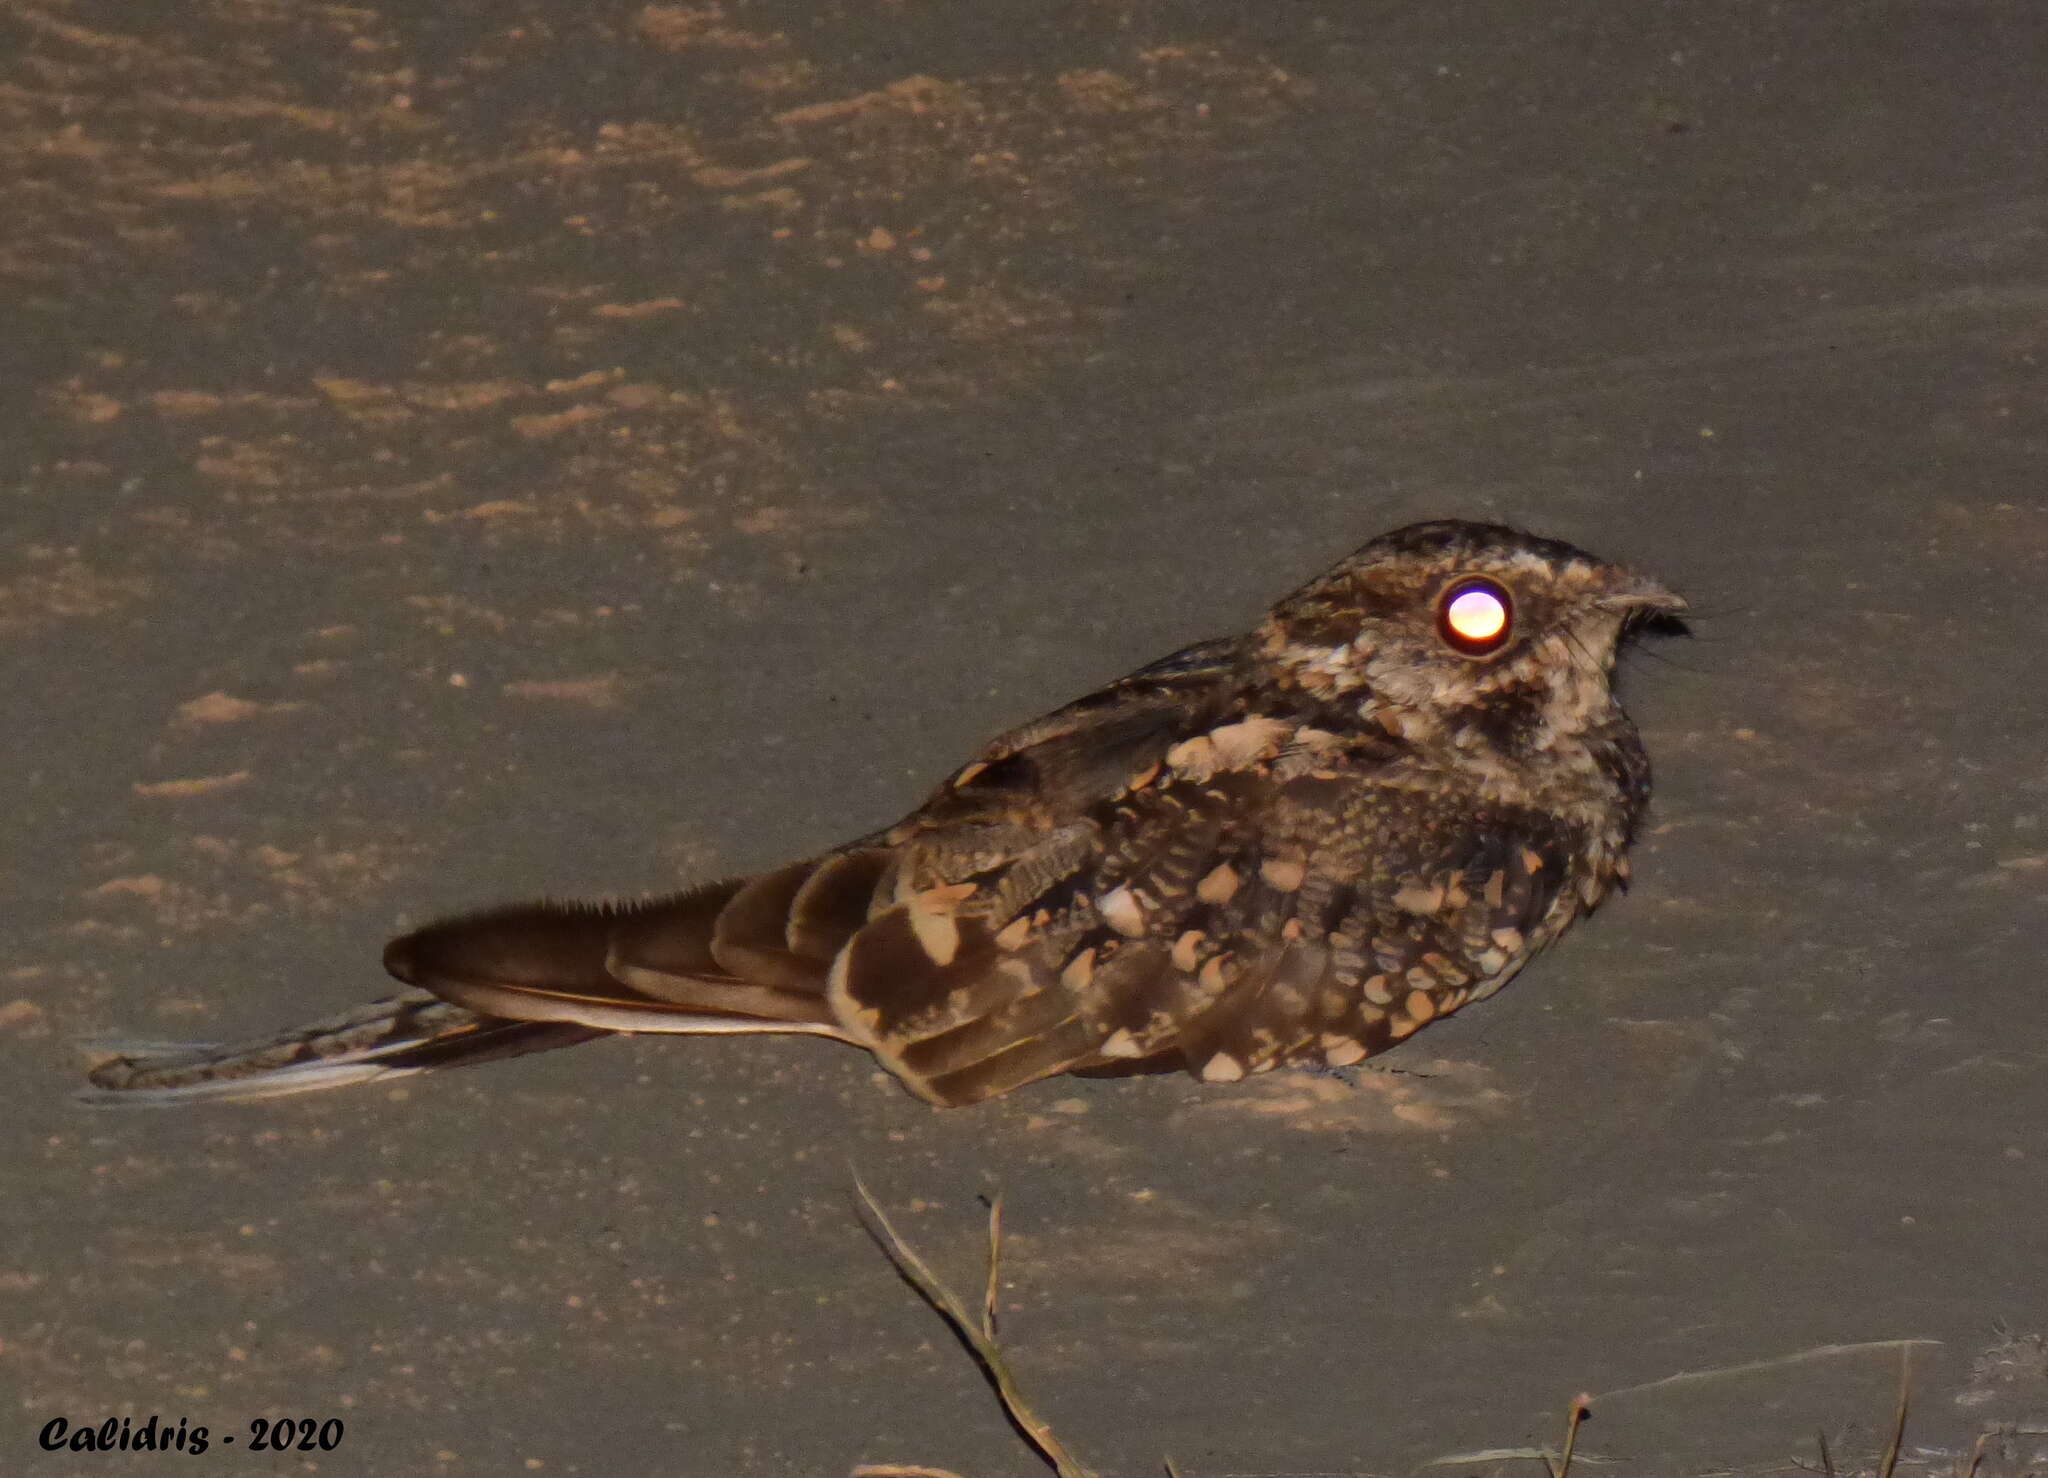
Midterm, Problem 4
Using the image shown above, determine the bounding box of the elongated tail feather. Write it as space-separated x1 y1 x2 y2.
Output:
78 990 608 1107
79 877 861 1107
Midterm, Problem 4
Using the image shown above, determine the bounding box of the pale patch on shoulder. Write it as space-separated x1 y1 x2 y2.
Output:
905 881 979 965
1098 884 1147 937
1261 629 1372 698
1166 714 1293 781
1098 1027 1146 1059
1273 724 1348 780
1199 1052 1247 1083
1196 862 1240 904
1259 857 1307 892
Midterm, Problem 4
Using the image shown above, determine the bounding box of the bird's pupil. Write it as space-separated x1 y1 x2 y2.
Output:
1449 585 1515 642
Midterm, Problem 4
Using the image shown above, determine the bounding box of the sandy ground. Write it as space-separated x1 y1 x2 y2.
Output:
4 2 2045 1474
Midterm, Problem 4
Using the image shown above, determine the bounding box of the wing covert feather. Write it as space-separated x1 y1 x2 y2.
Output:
829 750 1591 1104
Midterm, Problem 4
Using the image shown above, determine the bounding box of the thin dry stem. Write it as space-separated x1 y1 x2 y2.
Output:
1877 1346 1911 1478
1548 1395 1592 1478
1585 1339 1941 1406
983 1194 1004 1338
1958 1431 1992 1478
1430 1337 1951 1474
851 1174 1100 1478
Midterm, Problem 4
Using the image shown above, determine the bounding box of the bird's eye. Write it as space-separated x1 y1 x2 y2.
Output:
1436 577 1513 656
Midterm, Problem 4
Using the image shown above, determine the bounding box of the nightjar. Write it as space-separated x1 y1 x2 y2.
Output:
83 520 1685 1108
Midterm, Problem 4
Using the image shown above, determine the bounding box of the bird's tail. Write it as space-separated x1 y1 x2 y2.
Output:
77 991 608 1107
77 875 861 1107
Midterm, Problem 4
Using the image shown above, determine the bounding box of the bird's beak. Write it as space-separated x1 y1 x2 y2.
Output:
1594 575 1688 616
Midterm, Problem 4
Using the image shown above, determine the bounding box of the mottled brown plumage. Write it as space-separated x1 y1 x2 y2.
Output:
82 520 1684 1108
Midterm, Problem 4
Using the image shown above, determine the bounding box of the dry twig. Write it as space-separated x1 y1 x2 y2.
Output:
852 1174 1101 1478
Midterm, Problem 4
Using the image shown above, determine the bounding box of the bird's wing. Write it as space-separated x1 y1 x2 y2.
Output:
1141 792 1587 1088
397 641 1257 1037
830 718 1588 1105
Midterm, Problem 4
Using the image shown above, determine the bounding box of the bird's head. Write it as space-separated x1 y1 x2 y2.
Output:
1259 519 1687 749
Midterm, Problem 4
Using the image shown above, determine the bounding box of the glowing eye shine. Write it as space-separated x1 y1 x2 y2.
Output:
1438 579 1513 654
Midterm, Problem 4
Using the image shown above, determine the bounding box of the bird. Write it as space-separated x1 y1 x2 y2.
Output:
80 519 1686 1109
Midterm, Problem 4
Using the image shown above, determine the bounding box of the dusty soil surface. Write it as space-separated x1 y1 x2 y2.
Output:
4 2 2044 1474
